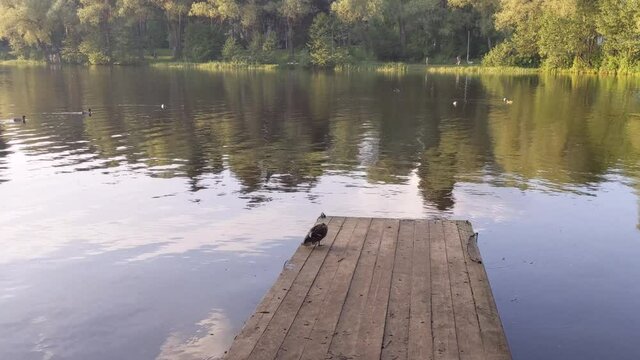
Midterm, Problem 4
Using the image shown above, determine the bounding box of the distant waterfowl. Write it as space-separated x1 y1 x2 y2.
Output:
161 104 166 109
320 212 326 219
452 101 458 107
503 97 513 104
393 88 400 93
303 222 328 247
82 108 92 116
12 115 26 123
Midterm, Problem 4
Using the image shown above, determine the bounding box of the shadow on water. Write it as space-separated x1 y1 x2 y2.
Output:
1 66 640 359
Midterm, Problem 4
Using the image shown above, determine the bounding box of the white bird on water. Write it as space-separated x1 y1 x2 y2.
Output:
452 101 458 107
161 104 166 110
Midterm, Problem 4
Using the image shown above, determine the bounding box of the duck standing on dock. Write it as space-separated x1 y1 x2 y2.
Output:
303 214 328 247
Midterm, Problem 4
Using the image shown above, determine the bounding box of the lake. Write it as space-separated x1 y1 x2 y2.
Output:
1 66 639 360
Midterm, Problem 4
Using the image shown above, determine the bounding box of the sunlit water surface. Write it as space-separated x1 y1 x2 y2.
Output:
1 67 640 360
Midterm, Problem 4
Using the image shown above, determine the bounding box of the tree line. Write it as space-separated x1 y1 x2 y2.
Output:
0 0 638 71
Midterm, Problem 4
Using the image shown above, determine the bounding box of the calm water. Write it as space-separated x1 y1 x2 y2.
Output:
1 67 640 360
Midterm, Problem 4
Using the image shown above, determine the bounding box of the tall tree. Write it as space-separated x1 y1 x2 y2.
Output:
280 0 312 56
537 0 598 68
155 0 194 59
596 0 640 66
77 0 119 63
118 0 157 59
0 0 69 61
449 0 498 49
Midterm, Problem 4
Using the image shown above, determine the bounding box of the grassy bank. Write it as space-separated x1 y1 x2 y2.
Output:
0 59 47 66
335 62 409 73
151 61 279 71
425 64 640 76
3 58 638 77
425 65 539 75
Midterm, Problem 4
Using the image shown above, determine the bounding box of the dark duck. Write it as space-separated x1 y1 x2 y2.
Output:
303 213 328 247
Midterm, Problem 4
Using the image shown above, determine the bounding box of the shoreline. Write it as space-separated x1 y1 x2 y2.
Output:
2 59 639 76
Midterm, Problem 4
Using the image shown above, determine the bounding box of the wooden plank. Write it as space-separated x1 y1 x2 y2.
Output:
355 219 400 360
327 218 385 359
443 221 484 360
275 218 369 360
225 216 344 360
299 217 372 360
244 217 356 360
430 220 459 360
456 221 511 360
381 219 415 360
408 220 433 360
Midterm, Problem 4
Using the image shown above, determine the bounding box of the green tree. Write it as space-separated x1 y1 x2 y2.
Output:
155 0 194 59
280 0 312 57
189 0 240 25
308 12 333 66
222 35 241 61
117 0 158 61
596 0 640 71
484 0 544 66
77 0 118 64
0 0 71 61
184 21 225 61
331 0 382 24
538 0 598 69
261 30 277 62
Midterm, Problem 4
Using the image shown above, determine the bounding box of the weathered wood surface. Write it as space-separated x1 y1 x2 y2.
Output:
224 217 511 360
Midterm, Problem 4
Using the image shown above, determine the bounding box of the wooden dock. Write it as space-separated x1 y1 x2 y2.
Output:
224 217 511 360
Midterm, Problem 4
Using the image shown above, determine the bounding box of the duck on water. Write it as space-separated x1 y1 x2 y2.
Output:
8 115 26 123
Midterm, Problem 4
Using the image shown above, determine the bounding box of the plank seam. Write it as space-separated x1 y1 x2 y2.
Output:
247 217 347 359
426 220 433 360
379 220 401 359
324 218 384 352
407 221 416 358
430 221 436 359
293 218 362 359
225 218 336 359
442 220 462 358
456 222 486 357
407 220 416 358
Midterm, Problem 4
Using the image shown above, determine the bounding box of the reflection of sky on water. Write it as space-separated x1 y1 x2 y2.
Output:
0 239 287 360
1 67 640 360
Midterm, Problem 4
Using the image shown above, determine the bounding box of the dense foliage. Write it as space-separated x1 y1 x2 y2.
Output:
483 0 640 73
0 0 638 71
